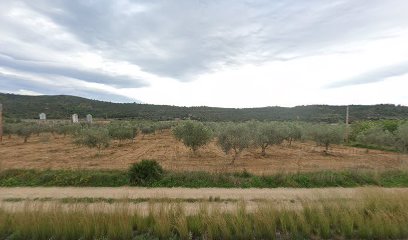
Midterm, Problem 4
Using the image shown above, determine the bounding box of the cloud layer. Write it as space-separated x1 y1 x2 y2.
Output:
1 0 408 106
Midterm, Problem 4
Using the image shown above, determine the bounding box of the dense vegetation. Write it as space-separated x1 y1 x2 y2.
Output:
1 192 408 239
2 168 408 188
2 93 408 122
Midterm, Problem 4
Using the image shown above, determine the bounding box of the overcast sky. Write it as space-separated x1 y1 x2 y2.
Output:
1 0 407 107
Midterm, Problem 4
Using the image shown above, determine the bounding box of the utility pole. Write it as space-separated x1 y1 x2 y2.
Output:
0 103 3 142
345 105 349 142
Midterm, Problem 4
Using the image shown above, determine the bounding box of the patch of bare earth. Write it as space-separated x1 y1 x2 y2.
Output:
0 130 407 174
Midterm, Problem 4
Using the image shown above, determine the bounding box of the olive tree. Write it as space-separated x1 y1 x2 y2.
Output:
217 123 251 164
155 121 174 133
55 124 82 137
108 124 134 143
31 124 44 137
140 125 156 139
396 123 408 153
3 123 17 139
16 124 34 143
252 122 286 156
284 122 303 146
74 127 110 153
309 124 344 153
172 121 212 153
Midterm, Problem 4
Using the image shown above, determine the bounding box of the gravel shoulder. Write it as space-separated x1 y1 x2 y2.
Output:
1 187 407 201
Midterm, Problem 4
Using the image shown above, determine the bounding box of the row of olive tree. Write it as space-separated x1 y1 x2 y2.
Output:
3 122 85 143
72 121 177 153
3 120 175 144
172 120 345 164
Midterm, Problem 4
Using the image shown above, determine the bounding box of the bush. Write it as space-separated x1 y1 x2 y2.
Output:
128 160 164 185
172 121 212 153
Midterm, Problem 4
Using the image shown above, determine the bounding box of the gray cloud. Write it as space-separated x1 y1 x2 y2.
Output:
1 0 408 102
0 54 147 88
327 62 408 88
20 0 408 79
0 72 138 103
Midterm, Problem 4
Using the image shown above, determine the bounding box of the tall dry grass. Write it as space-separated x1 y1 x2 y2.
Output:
1 191 408 239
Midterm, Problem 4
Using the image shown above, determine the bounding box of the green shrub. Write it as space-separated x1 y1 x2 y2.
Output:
129 160 163 185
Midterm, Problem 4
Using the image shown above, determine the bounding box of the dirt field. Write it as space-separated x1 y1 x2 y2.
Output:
0 130 407 174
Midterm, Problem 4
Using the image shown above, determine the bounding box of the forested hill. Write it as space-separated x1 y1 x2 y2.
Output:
1 93 407 122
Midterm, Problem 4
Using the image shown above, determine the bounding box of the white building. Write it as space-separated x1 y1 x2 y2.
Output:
72 114 79 123
86 114 93 124
39 113 46 120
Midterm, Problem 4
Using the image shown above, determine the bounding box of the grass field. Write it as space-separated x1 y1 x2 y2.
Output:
1 130 407 174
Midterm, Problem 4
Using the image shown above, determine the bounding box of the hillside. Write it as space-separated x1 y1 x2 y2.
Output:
1 93 407 122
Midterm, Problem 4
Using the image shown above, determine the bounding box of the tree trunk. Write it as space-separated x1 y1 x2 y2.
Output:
325 143 329 154
231 149 240 165
192 147 198 156
231 154 236 165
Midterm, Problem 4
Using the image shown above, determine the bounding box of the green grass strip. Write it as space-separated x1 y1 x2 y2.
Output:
1 169 408 188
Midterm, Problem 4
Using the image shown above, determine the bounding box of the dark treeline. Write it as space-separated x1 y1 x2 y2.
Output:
1 93 408 122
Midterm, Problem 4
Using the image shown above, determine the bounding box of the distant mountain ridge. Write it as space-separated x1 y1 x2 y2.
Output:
0 93 407 122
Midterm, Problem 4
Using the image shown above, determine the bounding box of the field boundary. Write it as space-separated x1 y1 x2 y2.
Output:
2 169 408 188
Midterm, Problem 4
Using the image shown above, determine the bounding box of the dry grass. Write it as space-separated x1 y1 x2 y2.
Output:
1 187 407 216
1 189 408 239
0 130 406 174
